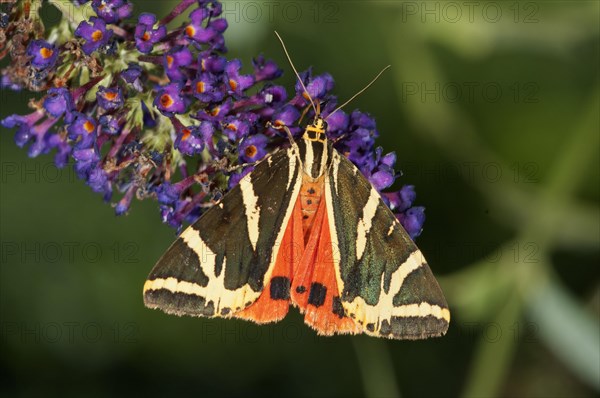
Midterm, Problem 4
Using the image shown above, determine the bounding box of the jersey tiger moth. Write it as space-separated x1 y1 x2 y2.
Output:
142 34 450 340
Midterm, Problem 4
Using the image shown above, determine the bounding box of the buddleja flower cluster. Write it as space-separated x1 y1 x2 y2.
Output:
0 0 426 238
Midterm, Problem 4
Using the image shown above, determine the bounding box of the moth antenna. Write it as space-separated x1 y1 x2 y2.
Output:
274 31 319 117
325 65 391 120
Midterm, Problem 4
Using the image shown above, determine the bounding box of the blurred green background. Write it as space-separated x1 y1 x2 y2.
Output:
1 1 598 397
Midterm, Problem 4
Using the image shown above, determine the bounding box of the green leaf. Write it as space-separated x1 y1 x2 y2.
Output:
527 278 600 391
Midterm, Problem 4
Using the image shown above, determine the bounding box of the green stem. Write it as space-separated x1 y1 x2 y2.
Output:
461 289 523 398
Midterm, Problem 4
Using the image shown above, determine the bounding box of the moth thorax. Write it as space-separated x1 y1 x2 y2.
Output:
300 139 330 180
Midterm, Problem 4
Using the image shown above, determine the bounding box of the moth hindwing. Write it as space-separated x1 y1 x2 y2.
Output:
144 116 450 339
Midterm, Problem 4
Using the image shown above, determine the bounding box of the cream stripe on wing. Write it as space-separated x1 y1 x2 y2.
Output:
286 145 298 191
143 228 260 315
355 187 380 260
303 139 314 177
331 153 340 195
319 142 329 179
343 250 437 331
391 302 451 321
239 173 260 251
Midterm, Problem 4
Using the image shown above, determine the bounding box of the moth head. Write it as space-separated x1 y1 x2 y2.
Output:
303 117 328 143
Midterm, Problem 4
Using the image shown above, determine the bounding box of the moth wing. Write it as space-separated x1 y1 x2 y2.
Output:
325 150 450 339
144 147 301 318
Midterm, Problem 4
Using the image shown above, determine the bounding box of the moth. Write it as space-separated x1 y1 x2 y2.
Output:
143 34 450 339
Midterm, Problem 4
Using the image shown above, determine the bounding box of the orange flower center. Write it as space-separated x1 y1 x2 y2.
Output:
229 79 237 91
91 30 104 42
185 25 196 37
181 128 191 141
195 81 205 93
209 106 220 117
226 123 237 131
142 32 151 41
103 91 118 101
245 145 257 158
83 121 95 133
39 47 54 59
166 55 174 68
160 94 174 108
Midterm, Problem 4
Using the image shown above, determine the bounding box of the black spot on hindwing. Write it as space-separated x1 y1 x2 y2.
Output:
270 276 291 300
308 282 327 307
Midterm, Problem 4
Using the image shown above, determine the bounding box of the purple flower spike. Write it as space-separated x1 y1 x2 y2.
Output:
270 105 300 133
115 186 136 215
87 167 111 195
165 46 193 82
121 63 143 91
135 13 167 54
92 0 133 23
199 53 226 75
398 207 426 239
0 0 427 235
68 113 97 149
192 73 223 103
185 8 227 45
99 115 121 135
46 133 72 168
43 88 74 120
2 110 45 130
223 114 255 141
75 17 113 55
225 59 254 95
175 125 205 156
259 85 287 106
295 70 334 104
383 185 416 213
1 110 45 148
239 134 268 163
27 117 58 158
97 86 124 110
27 40 58 69
196 99 232 122
366 148 397 190
154 83 187 116
228 166 254 190
73 147 100 179
252 55 282 81
1 73 22 91
370 170 394 191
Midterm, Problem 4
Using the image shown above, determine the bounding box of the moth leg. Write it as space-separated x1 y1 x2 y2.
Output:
225 161 260 172
266 121 295 145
